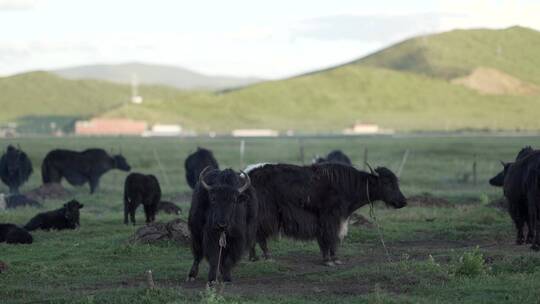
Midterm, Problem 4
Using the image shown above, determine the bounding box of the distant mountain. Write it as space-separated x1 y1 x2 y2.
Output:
52 62 262 90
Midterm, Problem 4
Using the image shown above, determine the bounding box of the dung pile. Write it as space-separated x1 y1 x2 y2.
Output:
130 218 191 245
407 193 452 208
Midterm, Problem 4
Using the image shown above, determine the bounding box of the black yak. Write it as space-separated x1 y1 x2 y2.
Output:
313 150 352 166
157 200 182 215
184 147 219 189
503 151 540 249
247 163 406 265
489 146 534 187
0 223 33 244
187 167 258 284
24 200 84 231
123 173 161 225
41 148 131 194
0 145 33 194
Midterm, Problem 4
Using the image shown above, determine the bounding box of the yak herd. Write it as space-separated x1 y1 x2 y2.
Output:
0 143 539 285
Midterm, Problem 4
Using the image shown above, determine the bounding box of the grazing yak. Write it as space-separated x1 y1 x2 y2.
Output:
24 200 84 231
184 147 219 189
123 173 161 225
503 151 540 249
489 146 534 187
157 200 182 215
313 150 352 166
247 163 406 265
187 168 257 284
0 145 33 194
41 148 131 194
0 223 33 244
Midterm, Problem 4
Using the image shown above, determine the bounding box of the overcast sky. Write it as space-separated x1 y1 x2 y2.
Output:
1 0 539 79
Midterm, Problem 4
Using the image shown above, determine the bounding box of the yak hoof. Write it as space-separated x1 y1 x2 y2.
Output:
249 255 259 262
323 260 336 267
186 276 196 282
333 259 344 265
206 281 218 288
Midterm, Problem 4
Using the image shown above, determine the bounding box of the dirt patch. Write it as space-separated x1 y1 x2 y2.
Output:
407 193 452 208
129 218 190 245
451 67 540 96
24 183 71 201
486 197 508 211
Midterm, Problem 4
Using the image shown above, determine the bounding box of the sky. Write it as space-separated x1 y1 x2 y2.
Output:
1 0 539 79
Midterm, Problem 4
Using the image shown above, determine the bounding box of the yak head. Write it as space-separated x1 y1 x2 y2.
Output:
199 167 251 232
63 200 84 226
4 145 22 176
367 165 407 209
489 161 512 187
113 154 131 172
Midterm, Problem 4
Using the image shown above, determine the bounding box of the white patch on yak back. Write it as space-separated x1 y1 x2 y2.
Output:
338 217 350 241
244 163 273 173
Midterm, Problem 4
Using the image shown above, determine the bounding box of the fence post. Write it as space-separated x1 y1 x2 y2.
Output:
363 147 368 169
153 149 170 189
240 140 245 169
472 153 477 185
397 149 410 178
298 138 305 165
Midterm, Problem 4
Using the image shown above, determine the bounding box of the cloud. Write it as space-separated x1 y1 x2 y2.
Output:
0 0 39 10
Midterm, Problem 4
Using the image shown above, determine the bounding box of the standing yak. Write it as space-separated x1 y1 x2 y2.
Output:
41 148 131 193
313 150 352 166
247 163 406 265
489 146 534 187
123 173 161 225
0 145 33 194
187 168 258 284
184 147 219 189
503 151 540 249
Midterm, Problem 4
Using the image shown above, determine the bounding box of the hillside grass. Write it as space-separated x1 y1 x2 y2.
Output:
1 135 540 303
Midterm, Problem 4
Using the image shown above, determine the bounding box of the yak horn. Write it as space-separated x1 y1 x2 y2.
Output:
500 160 506 167
199 166 214 191
365 162 378 177
237 170 251 193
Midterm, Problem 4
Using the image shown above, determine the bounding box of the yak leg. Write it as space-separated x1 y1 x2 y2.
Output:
259 238 272 260
510 202 526 245
89 176 100 194
526 218 535 244
130 206 137 225
316 234 332 266
187 233 204 281
220 253 235 283
206 244 220 285
143 204 152 223
528 192 540 251
318 217 341 266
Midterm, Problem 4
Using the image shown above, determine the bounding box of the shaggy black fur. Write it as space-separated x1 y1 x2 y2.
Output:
313 150 352 166
503 150 540 249
0 223 33 244
24 200 84 231
184 147 219 189
157 200 182 215
41 148 131 194
123 173 161 225
0 145 33 194
187 168 258 284
247 163 406 265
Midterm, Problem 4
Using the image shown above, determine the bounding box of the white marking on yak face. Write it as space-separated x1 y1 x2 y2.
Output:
338 217 350 242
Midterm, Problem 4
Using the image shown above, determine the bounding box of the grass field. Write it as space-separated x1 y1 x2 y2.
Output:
1 135 540 303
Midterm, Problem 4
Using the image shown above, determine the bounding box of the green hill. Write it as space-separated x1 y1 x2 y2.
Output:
3 27 540 133
357 26 540 84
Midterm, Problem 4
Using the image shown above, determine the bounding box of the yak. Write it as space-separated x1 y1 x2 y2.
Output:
0 145 33 194
123 173 161 225
1 194 42 209
0 223 33 244
41 148 131 194
313 150 352 166
157 200 182 215
184 147 219 189
24 200 84 231
247 163 406 266
187 167 258 284
489 146 534 187
503 151 540 249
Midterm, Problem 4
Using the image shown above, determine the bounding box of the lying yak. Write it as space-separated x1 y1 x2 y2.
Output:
184 147 219 189
0 145 33 194
313 150 352 166
503 150 540 249
489 146 534 187
0 223 33 244
41 148 131 194
24 200 84 231
187 167 257 284
123 173 161 225
247 163 406 266
157 200 182 215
